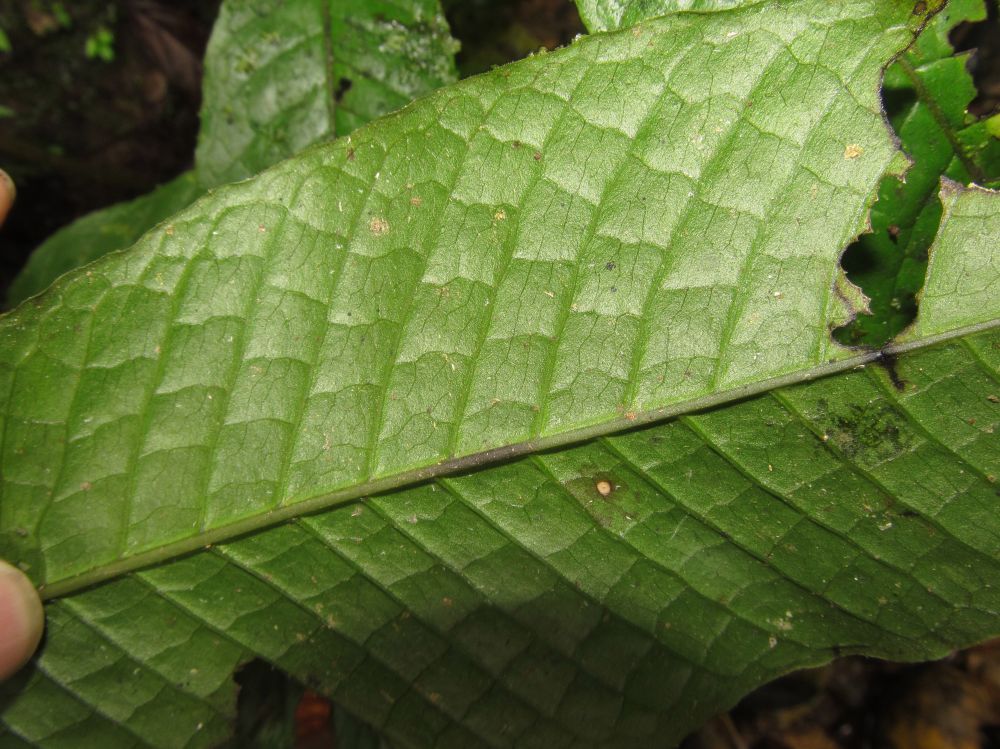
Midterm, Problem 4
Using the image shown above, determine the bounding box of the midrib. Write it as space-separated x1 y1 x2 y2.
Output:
37 316 1000 601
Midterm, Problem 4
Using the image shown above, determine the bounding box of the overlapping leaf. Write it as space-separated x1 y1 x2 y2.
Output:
6 0 458 308
195 0 457 187
1 0 1000 747
5 173 201 307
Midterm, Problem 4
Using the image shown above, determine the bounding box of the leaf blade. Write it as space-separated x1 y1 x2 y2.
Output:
1 0 954 591
4 2 1000 746
904 183 1000 339
4 326 998 747
195 0 458 188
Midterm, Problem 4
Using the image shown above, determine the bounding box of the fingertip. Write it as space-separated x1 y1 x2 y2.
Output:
0 169 15 226
0 561 43 680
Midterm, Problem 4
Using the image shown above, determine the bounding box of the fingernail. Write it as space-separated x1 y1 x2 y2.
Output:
0 561 43 680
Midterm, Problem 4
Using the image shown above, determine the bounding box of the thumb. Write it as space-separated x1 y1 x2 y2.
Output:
0 561 43 680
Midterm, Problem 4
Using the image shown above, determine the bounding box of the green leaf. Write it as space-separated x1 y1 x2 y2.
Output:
581 0 1000 349
195 0 459 188
6 0 459 308
4 319 999 746
84 26 115 63
575 0 755 33
2 1 1000 746
901 183 1000 341
835 0 1000 348
2 0 949 590
5 173 202 308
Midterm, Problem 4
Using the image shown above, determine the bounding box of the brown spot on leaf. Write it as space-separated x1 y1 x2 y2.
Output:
369 216 389 235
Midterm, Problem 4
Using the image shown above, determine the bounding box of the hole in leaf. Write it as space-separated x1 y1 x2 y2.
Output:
226 659 305 748
833 186 941 350
225 659 382 749
834 7 1000 349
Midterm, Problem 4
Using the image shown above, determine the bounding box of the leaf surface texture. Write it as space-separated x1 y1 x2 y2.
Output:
575 0 756 33
2 0 958 588
3 318 998 746
195 0 458 187
1 1 1000 747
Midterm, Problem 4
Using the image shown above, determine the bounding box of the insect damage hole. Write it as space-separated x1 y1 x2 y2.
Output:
834 7 999 350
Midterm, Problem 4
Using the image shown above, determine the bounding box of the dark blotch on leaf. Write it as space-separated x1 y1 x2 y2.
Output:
334 77 352 103
816 398 913 465
876 350 907 391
